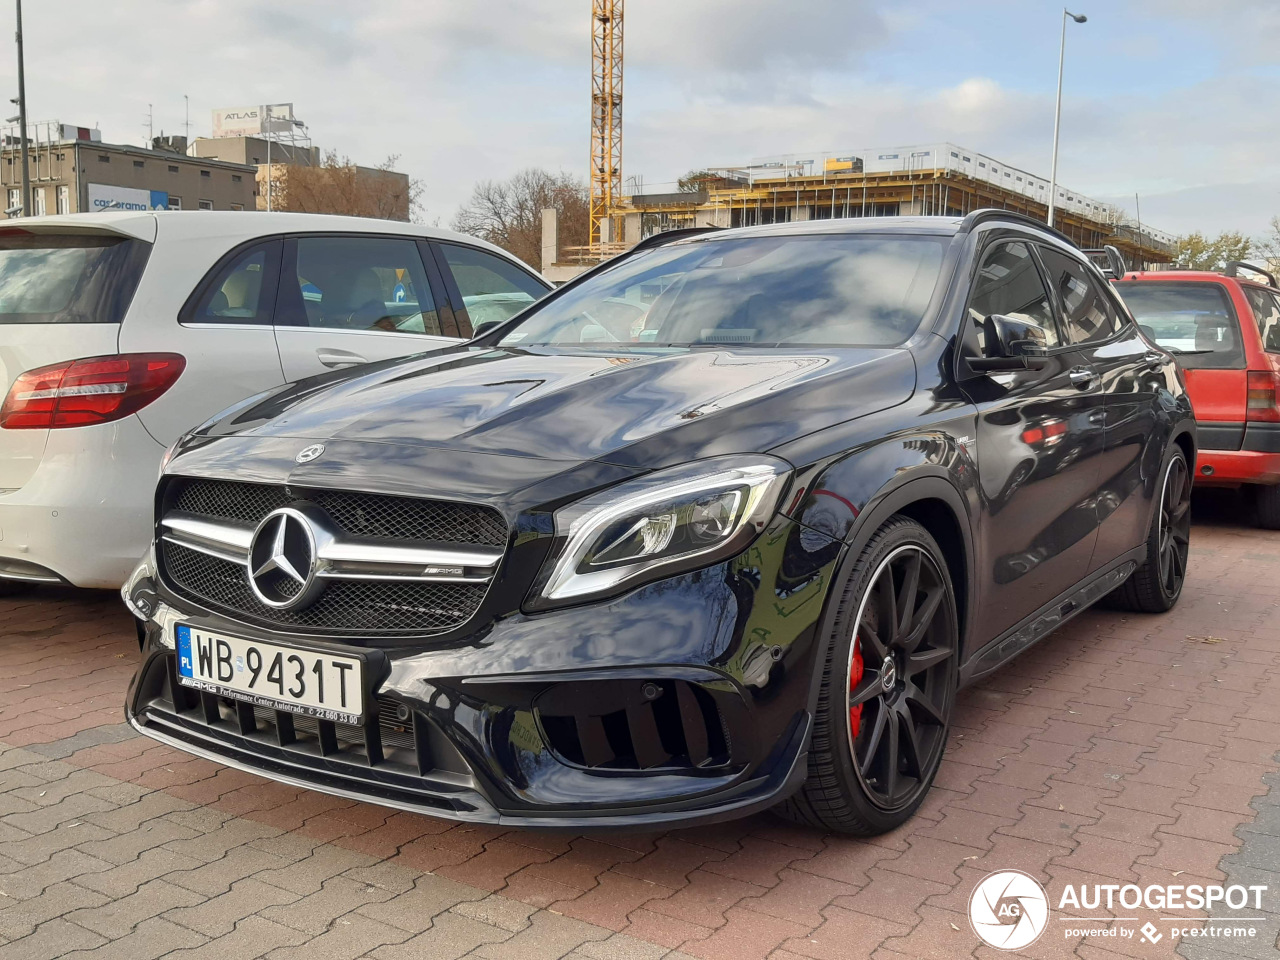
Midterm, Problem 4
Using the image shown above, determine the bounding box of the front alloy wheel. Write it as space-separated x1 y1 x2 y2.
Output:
780 516 958 834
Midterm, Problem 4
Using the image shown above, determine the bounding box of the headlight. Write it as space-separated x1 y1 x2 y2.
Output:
158 435 184 478
531 455 792 606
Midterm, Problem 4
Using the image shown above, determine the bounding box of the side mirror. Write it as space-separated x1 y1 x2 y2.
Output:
970 314 1051 372
471 319 503 339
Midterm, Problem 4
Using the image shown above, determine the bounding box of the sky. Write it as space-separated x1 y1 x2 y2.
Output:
3 0 1278 237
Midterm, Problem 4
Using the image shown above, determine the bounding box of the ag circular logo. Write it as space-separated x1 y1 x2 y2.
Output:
295 443 325 464
969 870 1049 951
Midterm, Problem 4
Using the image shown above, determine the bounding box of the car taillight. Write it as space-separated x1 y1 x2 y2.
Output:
1246 370 1280 423
0 353 185 429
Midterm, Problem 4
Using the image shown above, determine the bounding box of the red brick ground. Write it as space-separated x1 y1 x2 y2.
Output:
2 491 1278 958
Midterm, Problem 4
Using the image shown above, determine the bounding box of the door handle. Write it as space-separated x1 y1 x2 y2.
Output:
1068 367 1098 390
316 349 368 368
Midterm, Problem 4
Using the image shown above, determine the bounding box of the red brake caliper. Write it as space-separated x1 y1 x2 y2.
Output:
849 636 865 740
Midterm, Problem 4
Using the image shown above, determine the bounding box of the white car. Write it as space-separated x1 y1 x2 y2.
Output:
0 211 550 589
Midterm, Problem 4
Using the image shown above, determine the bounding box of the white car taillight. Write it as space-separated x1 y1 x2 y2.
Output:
0 353 186 429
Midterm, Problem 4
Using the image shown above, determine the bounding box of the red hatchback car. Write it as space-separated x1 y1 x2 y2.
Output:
1114 264 1280 526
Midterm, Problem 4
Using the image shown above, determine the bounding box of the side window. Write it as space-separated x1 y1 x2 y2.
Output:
967 240 1060 348
1038 247 1118 345
437 243 549 330
284 237 441 335
1244 287 1280 353
186 240 280 325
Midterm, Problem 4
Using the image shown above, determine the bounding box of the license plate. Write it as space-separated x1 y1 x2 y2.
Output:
175 624 364 724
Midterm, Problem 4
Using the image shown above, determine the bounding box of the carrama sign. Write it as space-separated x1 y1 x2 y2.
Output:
87 183 170 212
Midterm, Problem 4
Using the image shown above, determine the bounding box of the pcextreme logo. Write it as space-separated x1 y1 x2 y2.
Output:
969 870 1050 950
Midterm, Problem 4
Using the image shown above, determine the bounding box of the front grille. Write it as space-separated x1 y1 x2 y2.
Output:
536 679 730 771
135 654 481 815
160 542 488 634
171 478 508 547
159 477 506 636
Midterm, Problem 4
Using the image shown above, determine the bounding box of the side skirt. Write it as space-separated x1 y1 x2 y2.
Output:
957 546 1145 688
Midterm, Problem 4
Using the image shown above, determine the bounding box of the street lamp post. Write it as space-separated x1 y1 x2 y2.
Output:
1047 8 1087 230
15 0 30 217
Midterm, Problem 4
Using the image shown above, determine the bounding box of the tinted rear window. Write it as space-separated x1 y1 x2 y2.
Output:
1113 281 1243 369
0 233 151 324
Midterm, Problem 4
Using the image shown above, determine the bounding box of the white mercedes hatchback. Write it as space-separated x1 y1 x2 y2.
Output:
0 211 550 589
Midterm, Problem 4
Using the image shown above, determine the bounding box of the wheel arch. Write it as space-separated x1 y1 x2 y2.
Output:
801 471 977 722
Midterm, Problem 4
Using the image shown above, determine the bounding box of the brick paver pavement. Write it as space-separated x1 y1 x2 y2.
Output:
1 490 1277 959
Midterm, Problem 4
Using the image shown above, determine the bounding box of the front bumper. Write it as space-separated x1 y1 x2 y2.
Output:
126 515 844 829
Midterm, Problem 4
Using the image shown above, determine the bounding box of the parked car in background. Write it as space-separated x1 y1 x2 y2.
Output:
125 211 1194 835
1114 263 1280 526
0 211 550 589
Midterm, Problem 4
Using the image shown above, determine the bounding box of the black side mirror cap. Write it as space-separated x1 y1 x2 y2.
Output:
974 314 1052 372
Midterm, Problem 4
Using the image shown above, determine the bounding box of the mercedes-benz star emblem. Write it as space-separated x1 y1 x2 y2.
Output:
247 508 321 609
295 443 325 464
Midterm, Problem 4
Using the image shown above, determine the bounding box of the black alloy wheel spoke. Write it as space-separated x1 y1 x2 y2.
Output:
858 621 890 661
905 644 952 674
896 550 922 639
901 585 944 654
880 708 900 800
904 680 948 726
859 701 889 778
849 671 884 708
897 704 926 780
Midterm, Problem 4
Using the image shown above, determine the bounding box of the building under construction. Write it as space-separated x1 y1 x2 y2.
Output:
616 142 1175 267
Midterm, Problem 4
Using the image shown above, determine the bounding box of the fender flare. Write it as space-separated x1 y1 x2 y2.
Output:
801 470 976 719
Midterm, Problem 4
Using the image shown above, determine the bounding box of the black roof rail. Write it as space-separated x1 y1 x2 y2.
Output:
1082 245 1128 280
958 208 1079 247
1223 261 1278 288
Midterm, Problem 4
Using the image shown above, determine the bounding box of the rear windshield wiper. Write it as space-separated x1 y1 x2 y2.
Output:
1164 348 1217 355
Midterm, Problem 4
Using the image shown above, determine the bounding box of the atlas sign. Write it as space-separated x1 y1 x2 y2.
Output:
211 104 296 139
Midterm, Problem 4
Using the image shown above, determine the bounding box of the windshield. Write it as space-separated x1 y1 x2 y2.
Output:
499 235 947 348
1113 281 1243 370
0 233 151 324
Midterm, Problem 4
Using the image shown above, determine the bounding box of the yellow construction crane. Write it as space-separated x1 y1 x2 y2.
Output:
589 0 623 249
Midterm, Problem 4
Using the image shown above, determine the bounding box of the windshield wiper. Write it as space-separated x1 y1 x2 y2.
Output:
1165 348 1216 355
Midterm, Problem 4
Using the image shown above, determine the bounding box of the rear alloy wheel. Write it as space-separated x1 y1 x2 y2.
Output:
1110 447 1190 613
779 517 957 834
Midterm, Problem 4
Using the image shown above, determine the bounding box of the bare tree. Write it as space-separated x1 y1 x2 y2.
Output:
452 169 589 270
274 151 423 222
1255 216 1280 274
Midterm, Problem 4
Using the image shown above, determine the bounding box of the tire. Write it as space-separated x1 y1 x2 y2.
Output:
777 516 959 835
1109 446 1191 613
1255 484 1280 530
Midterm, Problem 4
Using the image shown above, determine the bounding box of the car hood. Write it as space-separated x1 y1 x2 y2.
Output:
198 344 917 470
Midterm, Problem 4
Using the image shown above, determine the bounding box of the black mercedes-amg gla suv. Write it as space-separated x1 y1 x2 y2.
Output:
125 211 1194 834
